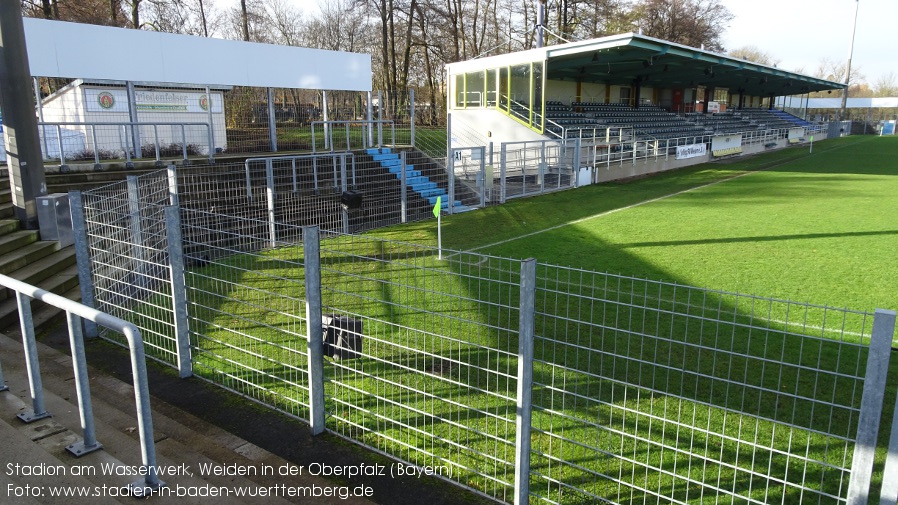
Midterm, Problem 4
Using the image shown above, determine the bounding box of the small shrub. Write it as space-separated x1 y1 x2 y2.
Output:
140 143 205 158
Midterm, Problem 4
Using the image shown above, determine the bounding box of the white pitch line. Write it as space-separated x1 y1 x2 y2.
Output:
467 141 854 254
467 169 758 253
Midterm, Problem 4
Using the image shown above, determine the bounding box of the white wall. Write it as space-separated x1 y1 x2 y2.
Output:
545 79 577 103
39 83 227 155
580 83 607 103
452 109 550 148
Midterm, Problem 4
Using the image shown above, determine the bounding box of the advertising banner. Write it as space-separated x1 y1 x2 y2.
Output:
676 143 707 160
711 134 743 157
85 88 223 113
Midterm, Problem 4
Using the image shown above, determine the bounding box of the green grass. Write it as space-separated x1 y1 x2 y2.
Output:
371 135 898 313
127 135 897 503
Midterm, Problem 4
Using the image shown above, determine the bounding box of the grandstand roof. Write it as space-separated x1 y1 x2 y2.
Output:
24 18 371 92
806 97 898 109
451 32 844 97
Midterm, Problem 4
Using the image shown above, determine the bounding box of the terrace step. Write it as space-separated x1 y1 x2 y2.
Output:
0 330 378 504
0 239 61 276
365 148 466 214
0 260 80 331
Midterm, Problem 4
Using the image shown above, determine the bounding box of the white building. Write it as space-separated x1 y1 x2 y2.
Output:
38 79 228 158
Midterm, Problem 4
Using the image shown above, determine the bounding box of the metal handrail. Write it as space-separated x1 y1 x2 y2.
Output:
311 119 395 153
0 273 164 496
243 152 357 200
38 121 214 166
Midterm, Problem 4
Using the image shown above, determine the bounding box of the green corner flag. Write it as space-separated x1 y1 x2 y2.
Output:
433 196 441 218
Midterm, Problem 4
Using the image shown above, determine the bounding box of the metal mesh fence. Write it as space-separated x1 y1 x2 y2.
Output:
79 172 179 365
499 140 578 202
317 235 524 501
183 210 313 419
527 266 872 504
75 167 891 504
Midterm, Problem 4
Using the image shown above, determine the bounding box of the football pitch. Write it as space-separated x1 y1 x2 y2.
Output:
373 135 898 315
170 134 898 503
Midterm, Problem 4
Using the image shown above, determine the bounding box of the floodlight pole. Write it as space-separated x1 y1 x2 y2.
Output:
0 0 48 229
839 0 860 122
536 0 546 48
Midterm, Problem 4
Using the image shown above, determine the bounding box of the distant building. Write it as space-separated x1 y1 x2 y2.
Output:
37 79 229 158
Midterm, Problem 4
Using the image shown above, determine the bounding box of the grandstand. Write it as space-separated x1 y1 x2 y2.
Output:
447 32 843 175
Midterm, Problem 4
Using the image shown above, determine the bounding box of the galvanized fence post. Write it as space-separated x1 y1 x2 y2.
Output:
409 88 416 147
847 308 896 505
303 226 325 435
266 159 276 248
69 190 98 339
448 150 456 215
205 85 215 163
65 311 102 456
165 206 192 378
167 164 179 207
267 87 278 152
479 147 486 208
15 292 50 422
127 176 147 299
513 258 537 505
881 381 898 505
500 143 507 204
400 151 408 223
340 155 350 234
377 90 383 147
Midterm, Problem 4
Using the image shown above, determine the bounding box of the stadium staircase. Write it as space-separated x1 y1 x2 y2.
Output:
0 315 378 504
366 148 464 213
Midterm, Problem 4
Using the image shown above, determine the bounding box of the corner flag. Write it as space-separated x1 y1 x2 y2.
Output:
434 196 442 259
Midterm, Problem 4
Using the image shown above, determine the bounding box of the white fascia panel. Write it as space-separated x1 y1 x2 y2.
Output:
24 18 371 91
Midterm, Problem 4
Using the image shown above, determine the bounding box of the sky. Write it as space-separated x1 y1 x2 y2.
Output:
720 0 896 85
219 0 896 86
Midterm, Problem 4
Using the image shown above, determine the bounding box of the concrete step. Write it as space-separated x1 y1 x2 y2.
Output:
0 247 77 295
0 230 40 257
0 218 20 236
0 261 80 332
0 331 377 504
0 240 61 276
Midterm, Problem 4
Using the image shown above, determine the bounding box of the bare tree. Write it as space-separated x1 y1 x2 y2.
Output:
873 73 898 97
23 0 128 26
728 46 780 67
240 0 250 40
221 0 268 42
143 0 222 36
633 0 733 52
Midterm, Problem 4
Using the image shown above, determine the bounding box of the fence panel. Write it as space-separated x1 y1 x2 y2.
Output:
500 140 577 201
181 210 314 420
77 172 179 366
316 235 524 503
76 163 894 505
528 265 874 504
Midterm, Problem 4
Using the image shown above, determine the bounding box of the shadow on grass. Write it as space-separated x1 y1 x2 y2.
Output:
616 229 898 249
160 136 898 504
